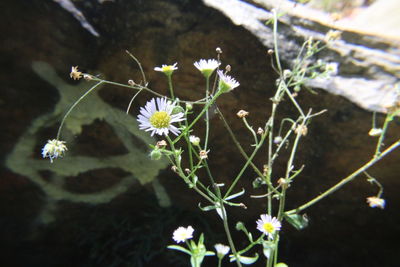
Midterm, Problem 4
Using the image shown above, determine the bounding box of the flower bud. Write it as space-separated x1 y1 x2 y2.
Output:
150 148 162 160
185 102 193 111
172 105 184 115
274 136 283 144
189 135 200 146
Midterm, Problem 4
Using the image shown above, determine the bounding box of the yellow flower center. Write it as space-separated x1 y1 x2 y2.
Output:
162 66 174 72
263 222 275 234
149 111 171 128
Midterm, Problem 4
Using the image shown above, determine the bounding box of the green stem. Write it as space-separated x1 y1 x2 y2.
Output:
286 139 400 215
277 115 306 221
272 9 282 75
174 90 223 143
167 75 175 100
204 76 210 149
57 81 104 139
374 113 393 156
243 117 258 145
166 136 215 204
224 132 268 198
215 108 280 195
217 190 242 267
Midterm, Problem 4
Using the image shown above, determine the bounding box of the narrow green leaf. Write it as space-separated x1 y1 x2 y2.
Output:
225 188 245 200
284 213 309 230
230 253 259 265
167 245 191 255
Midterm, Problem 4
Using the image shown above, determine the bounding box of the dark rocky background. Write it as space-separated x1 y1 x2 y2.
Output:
1 0 399 266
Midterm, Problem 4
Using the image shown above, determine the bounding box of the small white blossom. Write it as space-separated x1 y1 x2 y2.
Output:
42 139 68 163
194 59 220 78
172 226 194 243
274 136 283 144
154 63 178 76
256 214 281 239
217 70 240 93
325 62 338 76
368 128 383 137
214 243 230 258
137 97 185 136
366 196 385 209
189 135 200 146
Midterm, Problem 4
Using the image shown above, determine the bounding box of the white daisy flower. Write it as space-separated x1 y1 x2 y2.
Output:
189 135 200 146
42 139 68 163
256 214 281 239
172 225 194 243
154 63 178 76
194 59 220 78
325 62 338 76
217 70 240 93
366 196 386 209
137 97 185 136
214 243 230 258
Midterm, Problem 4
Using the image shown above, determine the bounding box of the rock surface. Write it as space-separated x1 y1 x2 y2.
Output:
204 0 400 113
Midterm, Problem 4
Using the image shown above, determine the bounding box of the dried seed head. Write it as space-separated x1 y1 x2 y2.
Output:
263 164 269 175
199 150 209 160
366 196 385 209
156 140 167 148
70 66 82 80
171 165 178 173
295 125 308 136
236 110 249 118
277 178 290 189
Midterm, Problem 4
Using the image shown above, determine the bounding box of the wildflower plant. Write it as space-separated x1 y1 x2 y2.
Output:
41 10 400 267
